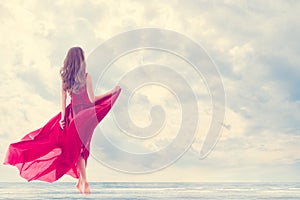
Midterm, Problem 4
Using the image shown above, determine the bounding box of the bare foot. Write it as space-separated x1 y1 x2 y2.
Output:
76 181 83 193
83 182 91 194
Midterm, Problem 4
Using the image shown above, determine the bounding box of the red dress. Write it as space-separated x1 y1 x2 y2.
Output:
3 84 121 182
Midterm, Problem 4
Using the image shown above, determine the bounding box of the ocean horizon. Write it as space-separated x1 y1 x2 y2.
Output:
1 182 300 199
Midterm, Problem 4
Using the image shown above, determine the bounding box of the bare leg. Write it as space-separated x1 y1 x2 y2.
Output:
76 175 82 193
77 156 90 194
84 182 90 194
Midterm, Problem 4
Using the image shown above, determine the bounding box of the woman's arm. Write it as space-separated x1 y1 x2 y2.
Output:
60 83 67 129
86 73 115 103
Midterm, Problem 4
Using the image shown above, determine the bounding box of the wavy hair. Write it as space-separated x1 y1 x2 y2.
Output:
60 47 86 94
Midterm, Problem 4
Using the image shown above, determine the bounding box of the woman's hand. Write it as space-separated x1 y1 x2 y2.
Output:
112 86 121 94
59 118 66 129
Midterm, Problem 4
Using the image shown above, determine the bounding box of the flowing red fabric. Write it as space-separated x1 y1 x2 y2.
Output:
3 85 121 182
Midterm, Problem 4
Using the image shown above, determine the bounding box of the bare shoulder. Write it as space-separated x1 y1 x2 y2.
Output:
86 73 91 79
85 73 94 102
86 73 92 83
85 73 93 89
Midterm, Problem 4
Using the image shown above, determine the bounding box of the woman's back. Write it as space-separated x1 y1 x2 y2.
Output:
70 84 93 115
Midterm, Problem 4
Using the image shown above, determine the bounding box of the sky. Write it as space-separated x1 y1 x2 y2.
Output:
0 0 300 182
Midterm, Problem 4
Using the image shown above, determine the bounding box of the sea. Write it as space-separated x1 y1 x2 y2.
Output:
1 182 300 199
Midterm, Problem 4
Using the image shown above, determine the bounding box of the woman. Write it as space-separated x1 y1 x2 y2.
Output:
4 47 121 194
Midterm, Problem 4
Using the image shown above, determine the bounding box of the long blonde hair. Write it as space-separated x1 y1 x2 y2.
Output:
60 47 86 94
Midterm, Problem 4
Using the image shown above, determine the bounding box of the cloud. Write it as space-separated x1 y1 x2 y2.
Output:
1 0 300 182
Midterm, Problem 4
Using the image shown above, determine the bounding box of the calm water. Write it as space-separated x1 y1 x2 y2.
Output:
0 182 300 199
